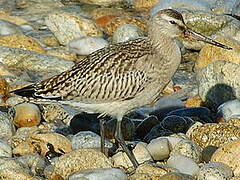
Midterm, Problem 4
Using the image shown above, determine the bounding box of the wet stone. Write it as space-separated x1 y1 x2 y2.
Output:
135 115 160 139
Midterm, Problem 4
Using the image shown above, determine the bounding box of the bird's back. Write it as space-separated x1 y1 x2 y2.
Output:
13 38 156 104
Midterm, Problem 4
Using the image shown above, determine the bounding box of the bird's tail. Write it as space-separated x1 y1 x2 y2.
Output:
11 84 36 98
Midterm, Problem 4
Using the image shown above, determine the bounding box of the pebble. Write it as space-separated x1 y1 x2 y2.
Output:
197 162 233 180
44 149 113 179
134 163 177 179
202 145 218 162
45 12 103 45
0 140 12 157
76 0 125 6
135 115 160 139
160 172 195 180
0 168 39 180
68 168 127 180
71 131 113 150
170 139 202 163
39 102 79 125
0 34 46 54
187 122 240 148
217 99 240 121
0 77 10 102
197 60 240 110
211 140 240 176
160 115 193 133
167 154 199 176
146 138 170 161
112 142 152 168
112 24 144 43
0 112 15 139
13 132 72 157
69 36 108 55
0 46 74 80
11 103 41 127
185 95 204 108
0 19 22 35
17 153 47 177
133 0 159 11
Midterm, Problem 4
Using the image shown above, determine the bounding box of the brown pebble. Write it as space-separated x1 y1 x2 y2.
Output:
13 103 41 127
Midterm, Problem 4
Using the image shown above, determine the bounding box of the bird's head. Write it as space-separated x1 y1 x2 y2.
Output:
151 9 232 50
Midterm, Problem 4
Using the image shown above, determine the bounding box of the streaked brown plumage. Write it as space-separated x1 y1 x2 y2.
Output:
12 9 231 168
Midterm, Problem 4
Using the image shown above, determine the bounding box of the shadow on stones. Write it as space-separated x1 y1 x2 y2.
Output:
203 83 236 111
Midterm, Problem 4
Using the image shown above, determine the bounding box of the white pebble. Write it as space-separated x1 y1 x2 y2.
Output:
217 99 240 120
71 131 113 149
0 20 22 36
69 168 127 180
147 138 170 160
69 36 108 55
167 154 199 176
197 162 233 180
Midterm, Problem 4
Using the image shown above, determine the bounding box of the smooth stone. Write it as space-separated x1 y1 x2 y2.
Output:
0 167 39 180
39 102 79 125
197 162 233 180
197 60 240 110
11 103 41 128
167 154 199 176
68 168 127 180
0 112 15 139
0 140 12 157
0 46 74 81
202 145 218 162
187 122 240 148
160 172 196 180
147 138 170 161
112 24 144 43
143 124 173 143
69 36 108 55
112 142 152 168
160 115 194 133
211 140 240 176
0 77 10 102
170 139 202 163
133 0 159 10
17 153 47 177
167 107 213 123
71 131 113 150
13 132 72 157
45 12 103 45
0 34 46 54
217 99 240 121
135 115 160 139
0 19 22 36
44 149 113 179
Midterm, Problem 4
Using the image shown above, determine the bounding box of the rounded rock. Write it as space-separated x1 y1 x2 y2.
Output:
187 122 240 148
217 99 240 121
211 140 240 176
68 168 127 180
160 172 196 180
0 19 22 36
0 112 15 139
170 139 202 163
69 36 108 55
45 12 103 45
12 103 41 128
112 24 144 43
146 138 170 161
197 162 233 180
45 149 113 179
167 154 199 176
71 131 113 150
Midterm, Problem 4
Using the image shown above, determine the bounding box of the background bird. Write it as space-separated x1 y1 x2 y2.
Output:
12 9 231 168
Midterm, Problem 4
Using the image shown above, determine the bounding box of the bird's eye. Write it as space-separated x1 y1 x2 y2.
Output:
169 20 176 24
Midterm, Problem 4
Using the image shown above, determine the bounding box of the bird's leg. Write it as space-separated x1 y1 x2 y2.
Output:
99 117 107 156
115 116 139 169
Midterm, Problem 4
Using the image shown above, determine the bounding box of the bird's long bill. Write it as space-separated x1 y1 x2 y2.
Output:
184 29 232 50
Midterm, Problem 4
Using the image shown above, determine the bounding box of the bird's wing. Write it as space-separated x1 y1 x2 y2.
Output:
13 38 154 102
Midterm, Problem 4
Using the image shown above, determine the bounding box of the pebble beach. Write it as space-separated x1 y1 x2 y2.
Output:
0 0 240 179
